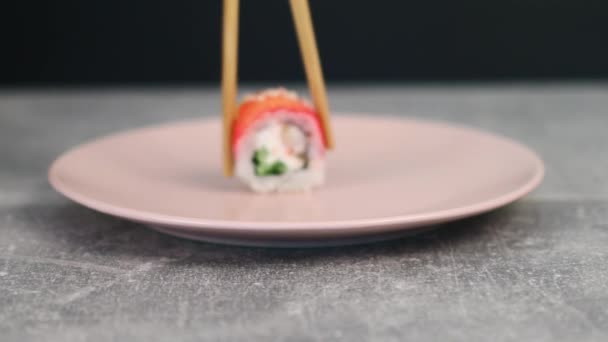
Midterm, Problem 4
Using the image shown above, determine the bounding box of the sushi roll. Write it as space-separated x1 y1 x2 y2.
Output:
232 88 327 193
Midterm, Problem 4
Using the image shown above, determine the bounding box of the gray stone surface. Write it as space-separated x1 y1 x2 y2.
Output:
1 84 607 341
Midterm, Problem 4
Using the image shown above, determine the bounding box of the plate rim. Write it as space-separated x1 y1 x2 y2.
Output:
48 114 545 233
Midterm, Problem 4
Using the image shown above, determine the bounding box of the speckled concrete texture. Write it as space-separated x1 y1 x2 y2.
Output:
1 84 607 341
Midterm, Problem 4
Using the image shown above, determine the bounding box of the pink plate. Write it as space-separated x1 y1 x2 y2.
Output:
49 115 544 247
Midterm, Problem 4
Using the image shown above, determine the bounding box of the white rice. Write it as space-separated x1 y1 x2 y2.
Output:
234 110 326 193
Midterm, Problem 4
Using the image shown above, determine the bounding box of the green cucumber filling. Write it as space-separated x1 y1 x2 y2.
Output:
251 122 309 177
252 147 288 176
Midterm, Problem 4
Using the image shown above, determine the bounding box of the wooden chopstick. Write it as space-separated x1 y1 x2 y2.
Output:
221 0 239 176
289 0 335 149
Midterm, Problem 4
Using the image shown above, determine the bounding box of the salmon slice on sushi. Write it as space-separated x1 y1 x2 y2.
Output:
232 88 327 193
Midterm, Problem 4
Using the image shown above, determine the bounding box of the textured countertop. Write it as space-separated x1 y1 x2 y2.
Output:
1 84 607 341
